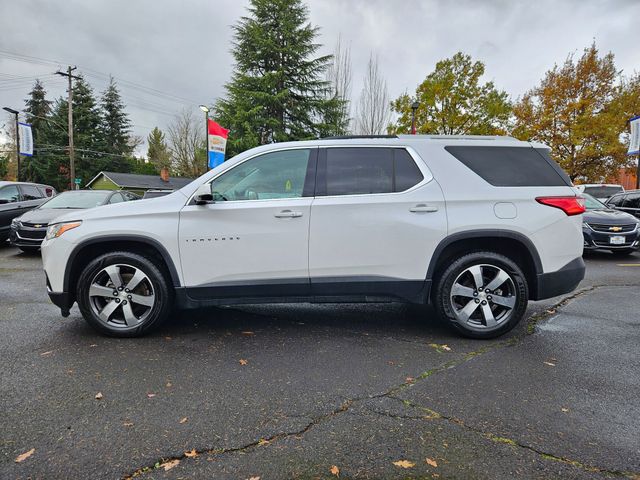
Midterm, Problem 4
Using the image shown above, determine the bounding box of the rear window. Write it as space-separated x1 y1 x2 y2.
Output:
322 147 424 196
444 146 570 187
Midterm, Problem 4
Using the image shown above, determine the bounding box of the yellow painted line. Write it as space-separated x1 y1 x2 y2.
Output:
617 264 640 267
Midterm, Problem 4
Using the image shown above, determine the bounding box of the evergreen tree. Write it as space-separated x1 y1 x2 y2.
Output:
216 0 341 156
72 76 108 184
146 127 171 173
100 77 133 172
23 79 52 182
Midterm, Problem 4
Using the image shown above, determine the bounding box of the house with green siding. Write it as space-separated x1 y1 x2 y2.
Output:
85 171 194 196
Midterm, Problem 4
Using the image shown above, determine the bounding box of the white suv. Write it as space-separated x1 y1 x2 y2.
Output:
42 136 585 339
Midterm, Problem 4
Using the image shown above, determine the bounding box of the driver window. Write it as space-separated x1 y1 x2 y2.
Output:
0 185 20 203
210 149 311 201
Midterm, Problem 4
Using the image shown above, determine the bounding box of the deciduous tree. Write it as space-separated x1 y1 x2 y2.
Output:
389 52 511 135
512 43 634 182
354 53 391 135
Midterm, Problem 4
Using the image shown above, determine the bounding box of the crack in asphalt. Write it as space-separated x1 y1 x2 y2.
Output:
123 284 640 479
386 396 639 479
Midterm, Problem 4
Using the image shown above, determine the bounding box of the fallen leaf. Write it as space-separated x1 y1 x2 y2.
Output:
15 448 35 463
561 407 569 413
123 421 134 427
160 459 180 471
241 331 255 336
426 458 438 467
147 393 156 398
89 344 98 347
247 477 261 480
179 417 188 424
543 361 556 367
257 438 270 446
184 449 198 458
166 382 172 388
441 345 451 351
95 392 103 400
239 359 248 366
40 351 53 356
330 465 340 476
393 460 415 469
406 377 415 383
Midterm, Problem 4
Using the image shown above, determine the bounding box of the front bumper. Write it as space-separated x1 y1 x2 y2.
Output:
534 257 585 300
582 226 640 251
9 224 47 248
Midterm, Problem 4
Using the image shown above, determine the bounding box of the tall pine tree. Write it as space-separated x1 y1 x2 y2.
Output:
215 0 343 156
23 79 52 182
100 77 133 172
146 126 171 173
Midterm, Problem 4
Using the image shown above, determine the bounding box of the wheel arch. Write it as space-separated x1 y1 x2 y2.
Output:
64 235 181 303
427 230 542 300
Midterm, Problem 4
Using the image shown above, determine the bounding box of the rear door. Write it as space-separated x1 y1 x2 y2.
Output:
620 192 640 219
308 146 447 300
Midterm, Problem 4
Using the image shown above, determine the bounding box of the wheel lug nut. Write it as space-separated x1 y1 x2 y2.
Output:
127 295 132 299
475 299 480 304
125 288 130 293
481 300 487 305
478 287 483 292
487 295 492 301
118 286 123 291
115 298 120 303
122 300 127 305
113 291 118 296
473 291 478 297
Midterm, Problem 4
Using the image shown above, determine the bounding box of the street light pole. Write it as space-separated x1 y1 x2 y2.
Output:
3 107 20 181
410 101 419 135
199 105 210 171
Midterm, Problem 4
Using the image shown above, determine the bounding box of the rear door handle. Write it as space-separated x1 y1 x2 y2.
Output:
410 204 439 213
275 210 303 218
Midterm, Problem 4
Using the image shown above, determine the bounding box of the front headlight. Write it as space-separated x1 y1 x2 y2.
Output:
11 218 21 228
45 221 82 240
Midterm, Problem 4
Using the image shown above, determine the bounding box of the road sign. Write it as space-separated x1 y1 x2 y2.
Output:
74 178 81 185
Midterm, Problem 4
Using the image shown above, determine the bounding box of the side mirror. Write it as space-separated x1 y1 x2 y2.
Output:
194 183 213 205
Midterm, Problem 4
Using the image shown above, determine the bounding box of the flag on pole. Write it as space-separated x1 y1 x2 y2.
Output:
208 119 229 169
628 116 640 156
18 122 33 156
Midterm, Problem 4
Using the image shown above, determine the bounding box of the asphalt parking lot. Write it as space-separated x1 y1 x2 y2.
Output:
1 244 639 480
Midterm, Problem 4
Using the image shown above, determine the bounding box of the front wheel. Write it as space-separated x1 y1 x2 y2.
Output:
76 251 172 337
434 252 529 339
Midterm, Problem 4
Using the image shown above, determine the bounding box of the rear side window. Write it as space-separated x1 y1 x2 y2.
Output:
20 184 43 200
444 146 570 187
321 147 423 196
623 193 640 209
606 194 625 207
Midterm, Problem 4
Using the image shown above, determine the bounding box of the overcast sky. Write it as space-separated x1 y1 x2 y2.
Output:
1 0 639 152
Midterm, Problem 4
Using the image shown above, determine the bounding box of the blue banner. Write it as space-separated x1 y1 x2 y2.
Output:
208 150 225 169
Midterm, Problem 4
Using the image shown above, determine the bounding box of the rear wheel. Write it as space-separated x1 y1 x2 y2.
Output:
76 251 172 337
434 251 528 339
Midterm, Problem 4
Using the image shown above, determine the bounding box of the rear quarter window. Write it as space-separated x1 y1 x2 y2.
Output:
444 146 570 187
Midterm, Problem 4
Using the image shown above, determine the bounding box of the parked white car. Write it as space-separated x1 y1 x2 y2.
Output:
574 184 624 203
42 135 585 339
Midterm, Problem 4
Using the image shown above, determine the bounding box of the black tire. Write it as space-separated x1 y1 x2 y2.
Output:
76 251 172 337
434 251 529 339
610 249 635 256
19 246 40 254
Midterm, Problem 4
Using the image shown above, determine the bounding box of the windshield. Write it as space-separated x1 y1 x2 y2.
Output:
39 190 111 209
582 186 623 199
582 193 607 210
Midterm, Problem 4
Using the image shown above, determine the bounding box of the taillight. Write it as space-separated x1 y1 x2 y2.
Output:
535 196 586 216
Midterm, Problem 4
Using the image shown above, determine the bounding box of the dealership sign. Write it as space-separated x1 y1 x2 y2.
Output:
628 116 640 155
208 119 229 169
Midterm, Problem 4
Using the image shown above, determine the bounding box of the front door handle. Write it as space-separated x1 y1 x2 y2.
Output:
410 204 439 213
275 210 303 218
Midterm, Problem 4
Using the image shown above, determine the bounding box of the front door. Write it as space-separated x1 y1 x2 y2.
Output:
308 146 447 300
179 147 316 300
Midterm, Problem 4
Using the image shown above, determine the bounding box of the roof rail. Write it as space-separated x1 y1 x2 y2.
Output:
321 134 399 140
398 135 517 141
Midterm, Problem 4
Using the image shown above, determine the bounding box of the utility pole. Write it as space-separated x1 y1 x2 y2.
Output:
55 66 80 190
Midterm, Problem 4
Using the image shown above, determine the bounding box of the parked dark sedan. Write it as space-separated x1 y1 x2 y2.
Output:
0 181 56 244
10 189 139 252
582 194 640 256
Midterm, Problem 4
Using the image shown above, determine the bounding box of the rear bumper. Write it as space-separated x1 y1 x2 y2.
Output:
534 257 585 300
